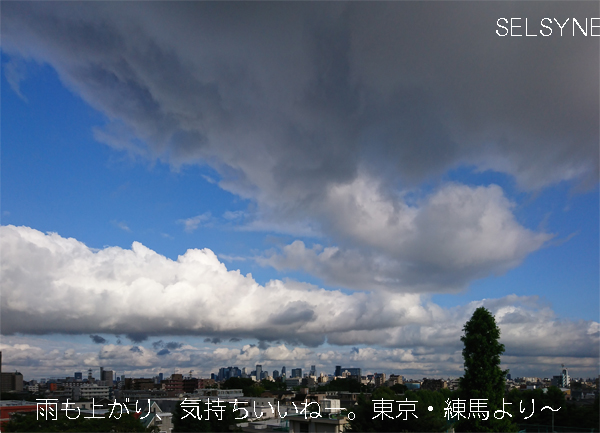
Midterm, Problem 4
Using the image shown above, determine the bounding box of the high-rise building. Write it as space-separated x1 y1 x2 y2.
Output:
345 368 361 377
561 367 570 387
335 367 361 378
281 366 286 377
310 365 316 376
273 370 280 379
101 369 114 385
255 365 262 381
291 368 302 378
74 372 83 381
0 372 23 392
217 366 241 381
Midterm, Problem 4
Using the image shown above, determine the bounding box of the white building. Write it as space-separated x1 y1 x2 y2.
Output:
194 388 244 399
72 384 110 400
321 399 342 415
288 414 349 433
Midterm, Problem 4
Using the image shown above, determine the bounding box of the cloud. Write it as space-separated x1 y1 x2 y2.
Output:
111 220 131 232
269 301 315 325
1 225 597 369
261 181 552 292
218 254 247 263
223 210 245 221
204 337 222 345
202 175 217 184
1 334 597 381
1 3 596 249
125 333 148 343
177 212 212 233
1 2 595 315
165 341 183 350
257 340 270 351
3 57 28 102
156 348 170 356
89 335 108 345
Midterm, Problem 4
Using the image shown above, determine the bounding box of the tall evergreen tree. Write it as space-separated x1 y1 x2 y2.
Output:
456 307 516 432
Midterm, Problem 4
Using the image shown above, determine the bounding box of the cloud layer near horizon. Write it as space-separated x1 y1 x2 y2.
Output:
2 226 597 367
2 336 599 381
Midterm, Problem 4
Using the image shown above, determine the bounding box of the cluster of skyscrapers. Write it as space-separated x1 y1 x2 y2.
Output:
214 364 307 382
212 364 362 382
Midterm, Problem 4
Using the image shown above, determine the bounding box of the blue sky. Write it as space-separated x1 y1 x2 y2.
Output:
1 2 598 381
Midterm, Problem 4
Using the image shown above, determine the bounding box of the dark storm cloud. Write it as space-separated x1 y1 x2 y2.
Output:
156 348 170 356
125 333 148 343
4 2 595 196
129 346 142 353
204 337 222 345
152 340 183 350
269 301 316 325
89 334 108 344
165 341 183 350
229 337 242 342
257 340 270 351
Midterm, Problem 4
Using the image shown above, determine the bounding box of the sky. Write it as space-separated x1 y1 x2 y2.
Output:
1 1 598 382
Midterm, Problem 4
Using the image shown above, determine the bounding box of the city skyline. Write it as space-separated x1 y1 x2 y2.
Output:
1 2 598 381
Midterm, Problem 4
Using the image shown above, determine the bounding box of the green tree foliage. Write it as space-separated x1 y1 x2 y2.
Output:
3 412 149 432
172 400 239 432
259 378 287 392
390 383 408 394
318 378 366 393
456 306 517 432
506 387 599 430
221 377 264 397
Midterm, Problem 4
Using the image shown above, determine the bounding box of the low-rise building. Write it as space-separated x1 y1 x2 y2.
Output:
288 413 349 433
72 384 110 400
194 388 244 399
138 401 173 433
0 400 38 429
421 379 447 391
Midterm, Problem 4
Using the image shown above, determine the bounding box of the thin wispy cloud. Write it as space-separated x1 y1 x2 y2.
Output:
177 212 212 233
111 220 131 232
